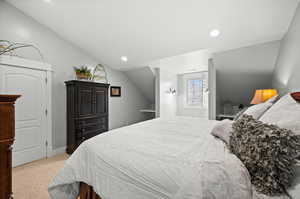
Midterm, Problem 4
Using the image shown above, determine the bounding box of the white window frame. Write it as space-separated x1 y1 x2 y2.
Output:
185 78 204 108
181 71 208 109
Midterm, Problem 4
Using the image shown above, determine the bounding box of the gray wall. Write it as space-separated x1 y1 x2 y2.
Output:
213 41 281 114
124 66 155 104
272 3 300 94
0 1 149 149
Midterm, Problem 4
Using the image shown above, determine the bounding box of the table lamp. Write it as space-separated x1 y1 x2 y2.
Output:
250 89 278 104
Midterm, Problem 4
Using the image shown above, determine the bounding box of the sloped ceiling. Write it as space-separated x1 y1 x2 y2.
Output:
6 0 300 70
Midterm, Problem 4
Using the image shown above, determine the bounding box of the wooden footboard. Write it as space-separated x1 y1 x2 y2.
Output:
79 182 102 199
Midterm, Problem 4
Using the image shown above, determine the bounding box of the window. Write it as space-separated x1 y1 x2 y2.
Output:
187 79 203 106
182 71 208 109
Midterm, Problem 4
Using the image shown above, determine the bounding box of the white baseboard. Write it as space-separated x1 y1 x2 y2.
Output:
48 146 66 157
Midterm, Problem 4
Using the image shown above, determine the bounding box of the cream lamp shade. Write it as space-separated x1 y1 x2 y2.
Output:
250 89 278 104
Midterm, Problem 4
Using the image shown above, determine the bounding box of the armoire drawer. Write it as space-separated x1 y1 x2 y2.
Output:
76 131 99 145
75 117 106 128
75 125 107 144
76 123 107 136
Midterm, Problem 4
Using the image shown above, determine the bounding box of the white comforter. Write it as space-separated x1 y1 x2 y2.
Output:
48 117 292 199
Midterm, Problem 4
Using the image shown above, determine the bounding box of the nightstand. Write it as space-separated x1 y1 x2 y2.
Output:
216 114 236 121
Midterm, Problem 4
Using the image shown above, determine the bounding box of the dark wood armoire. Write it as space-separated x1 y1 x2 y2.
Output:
65 80 109 154
0 95 20 199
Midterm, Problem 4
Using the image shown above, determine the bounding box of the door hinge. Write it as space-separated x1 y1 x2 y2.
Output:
45 140 49 158
45 109 48 116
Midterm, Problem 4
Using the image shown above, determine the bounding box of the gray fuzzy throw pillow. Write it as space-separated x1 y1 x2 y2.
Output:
229 114 300 196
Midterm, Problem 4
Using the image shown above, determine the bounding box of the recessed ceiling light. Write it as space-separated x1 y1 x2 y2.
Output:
121 56 128 62
210 29 221 38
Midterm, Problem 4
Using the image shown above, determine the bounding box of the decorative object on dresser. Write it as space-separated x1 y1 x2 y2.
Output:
74 66 93 80
110 86 121 97
65 80 109 154
92 64 108 83
0 95 20 199
73 64 108 82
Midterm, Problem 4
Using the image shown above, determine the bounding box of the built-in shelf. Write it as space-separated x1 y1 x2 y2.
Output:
140 109 156 113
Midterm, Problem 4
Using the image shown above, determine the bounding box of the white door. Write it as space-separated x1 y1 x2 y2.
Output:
0 65 47 167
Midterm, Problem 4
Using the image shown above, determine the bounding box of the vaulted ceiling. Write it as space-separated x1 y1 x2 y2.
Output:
6 0 300 70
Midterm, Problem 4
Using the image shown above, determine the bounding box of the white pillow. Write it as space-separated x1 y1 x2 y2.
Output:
265 95 279 104
259 93 300 135
243 102 273 119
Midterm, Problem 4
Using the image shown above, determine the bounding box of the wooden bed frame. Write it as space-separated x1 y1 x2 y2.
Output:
79 183 102 199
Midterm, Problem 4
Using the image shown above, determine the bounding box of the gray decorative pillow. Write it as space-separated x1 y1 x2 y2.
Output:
229 114 300 196
211 119 233 144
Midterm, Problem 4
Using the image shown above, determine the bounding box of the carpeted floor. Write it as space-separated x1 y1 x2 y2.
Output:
12 153 68 199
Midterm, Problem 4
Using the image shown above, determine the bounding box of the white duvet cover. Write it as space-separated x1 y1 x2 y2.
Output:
48 117 291 199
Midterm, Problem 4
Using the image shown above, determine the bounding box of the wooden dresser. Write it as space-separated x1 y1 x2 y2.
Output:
65 81 109 154
0 95 20 199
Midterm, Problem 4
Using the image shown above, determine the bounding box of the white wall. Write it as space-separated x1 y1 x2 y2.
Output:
272 3 300 93
149 50 211 74
159 68 177 118
149 49 211 118
0 1 149 149
213 41 281 114
154 68 160 117
105 67 151 128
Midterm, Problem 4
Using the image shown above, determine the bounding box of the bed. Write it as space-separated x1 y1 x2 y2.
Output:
49 93 300 199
